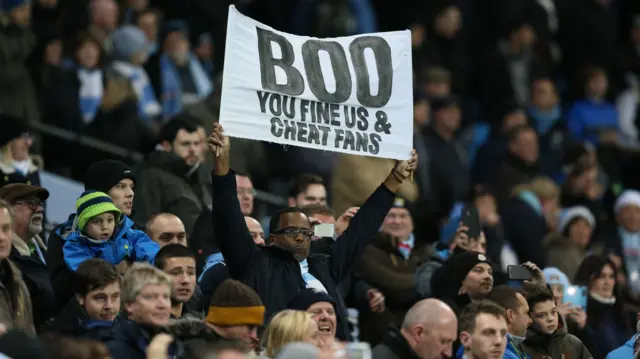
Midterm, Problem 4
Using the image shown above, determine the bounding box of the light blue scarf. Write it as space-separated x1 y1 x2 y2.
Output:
159 53 213 119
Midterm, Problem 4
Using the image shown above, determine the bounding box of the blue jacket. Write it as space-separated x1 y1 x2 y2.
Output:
605 336 635 359
63 216 159 271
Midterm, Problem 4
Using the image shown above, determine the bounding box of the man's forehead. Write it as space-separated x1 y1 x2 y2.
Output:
308 301 333 310
472 262 491 271
475 314 507 330
166 256 196 267
279 212 310 227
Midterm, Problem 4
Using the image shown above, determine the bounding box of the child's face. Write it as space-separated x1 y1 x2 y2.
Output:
85 213 116 240
531 300 558 335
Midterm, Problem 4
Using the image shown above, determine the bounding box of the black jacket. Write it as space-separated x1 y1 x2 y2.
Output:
212 171 394 340
372 325 421 359
106 320 186 359
40 298 117 340
9 246 58 327
132 152 212 235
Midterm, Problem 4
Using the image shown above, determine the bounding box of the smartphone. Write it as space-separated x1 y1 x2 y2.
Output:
507 265 533 281
345 342 372 359
461 206 481 238
563 285 588 310
314 223 335 238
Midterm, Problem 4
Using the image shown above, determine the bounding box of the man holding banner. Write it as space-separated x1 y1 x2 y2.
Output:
206 5 416 342
208 122 417 340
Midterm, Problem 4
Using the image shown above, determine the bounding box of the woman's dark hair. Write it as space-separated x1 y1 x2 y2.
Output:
67 31 105 67
573 255 631 331
40 334 110 359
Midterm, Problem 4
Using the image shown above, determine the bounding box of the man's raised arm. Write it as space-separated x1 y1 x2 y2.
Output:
207 124 260 279
329 150 418 281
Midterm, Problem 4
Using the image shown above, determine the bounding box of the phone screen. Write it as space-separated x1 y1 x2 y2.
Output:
507 265 532 281
563 285 587 310
461 206 481 238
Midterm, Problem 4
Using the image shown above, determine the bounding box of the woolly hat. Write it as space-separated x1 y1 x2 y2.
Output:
206 279 265 326
288 288 337 311
391 196 413 213
615 190 640 215
451 251 492 288
111 26 149 62
1 0 30 12
542 267 571 289
558 206 595 234
0 113 29 149
84 159 135 194
76 190 122 230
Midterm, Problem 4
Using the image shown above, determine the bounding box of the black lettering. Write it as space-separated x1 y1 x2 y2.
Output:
270 117 283 137
301 40 351 103
343 130 355 150
329 104 340 126
296 122 308 142
355 132 369 152
310 101 317 123
315 102 330 124
257 91 269 113
369 133 381 154
282 96 296 119
373 110 391 134
307 124 321 144
334 129 345 148
300 100 310 122
349 36 393 108
356 107 369 131
318 126 330 146
269 93 282 116
256 28 304 96
283 119 297 140
344 106 355 129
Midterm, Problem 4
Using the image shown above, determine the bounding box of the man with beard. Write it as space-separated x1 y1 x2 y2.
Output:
0 183 58 326
132 117 212 235
155 244 204 317
41 258 121 339
436 251 494 316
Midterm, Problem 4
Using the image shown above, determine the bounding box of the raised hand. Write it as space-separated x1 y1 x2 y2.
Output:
207 123 231 175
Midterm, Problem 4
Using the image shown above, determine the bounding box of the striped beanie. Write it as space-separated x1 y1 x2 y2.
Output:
76 190 122 230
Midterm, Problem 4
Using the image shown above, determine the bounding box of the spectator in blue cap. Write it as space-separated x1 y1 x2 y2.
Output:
110 25 161 122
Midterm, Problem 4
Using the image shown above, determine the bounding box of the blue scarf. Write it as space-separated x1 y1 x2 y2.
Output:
159 53 213 119
528 105 562 135
198 252 225 283
112 61 161 123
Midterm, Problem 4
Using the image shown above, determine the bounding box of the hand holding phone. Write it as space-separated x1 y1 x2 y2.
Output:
507 265 533 281
461 206 481 239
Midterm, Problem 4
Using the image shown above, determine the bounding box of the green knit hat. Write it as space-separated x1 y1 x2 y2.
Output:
76 190 122 230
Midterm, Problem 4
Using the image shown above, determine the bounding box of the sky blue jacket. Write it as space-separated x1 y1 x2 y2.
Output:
63 216 159 271
605 336 635 359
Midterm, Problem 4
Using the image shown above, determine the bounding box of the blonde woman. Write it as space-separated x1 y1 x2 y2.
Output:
261 310 321 358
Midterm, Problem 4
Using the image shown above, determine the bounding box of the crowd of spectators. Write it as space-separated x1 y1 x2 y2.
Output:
3 0 640 358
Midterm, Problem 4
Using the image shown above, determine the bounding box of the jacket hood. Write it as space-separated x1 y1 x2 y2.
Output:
65 215 136 244
141 151 193 177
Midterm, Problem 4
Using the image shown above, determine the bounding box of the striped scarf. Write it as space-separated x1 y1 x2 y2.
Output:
111 61 161 123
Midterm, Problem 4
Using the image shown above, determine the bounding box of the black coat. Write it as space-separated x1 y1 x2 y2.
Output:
212 171 394 340
9 246 58 327
40 298 116 340
106 320 186 359
372 325 421 359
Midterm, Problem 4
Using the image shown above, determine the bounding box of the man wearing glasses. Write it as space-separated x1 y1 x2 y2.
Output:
207 123 418 341
0 183 59 327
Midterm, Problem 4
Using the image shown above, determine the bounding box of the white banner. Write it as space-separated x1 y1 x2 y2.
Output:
219 6 413 160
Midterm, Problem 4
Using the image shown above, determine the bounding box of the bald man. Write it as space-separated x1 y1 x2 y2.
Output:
244 216 265 246
146 213 188 247
373 298 458 359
